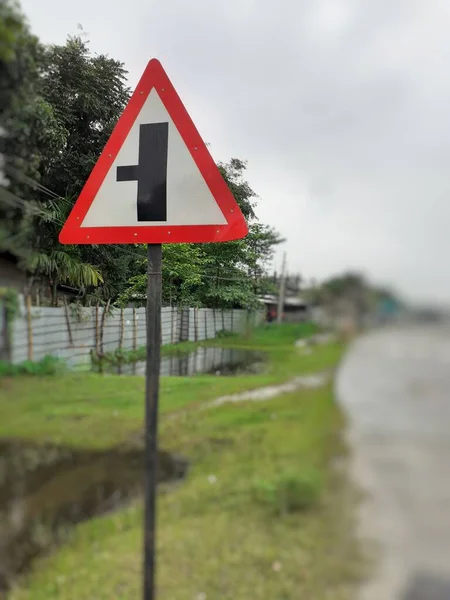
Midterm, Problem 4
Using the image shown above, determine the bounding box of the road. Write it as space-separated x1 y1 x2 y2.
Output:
336 323 450 600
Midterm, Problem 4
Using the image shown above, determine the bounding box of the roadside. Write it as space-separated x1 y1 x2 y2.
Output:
336 324 450 600
2 323 364 599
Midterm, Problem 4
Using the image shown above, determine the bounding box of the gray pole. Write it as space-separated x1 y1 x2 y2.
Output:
143 243 162 600
277 252 287 324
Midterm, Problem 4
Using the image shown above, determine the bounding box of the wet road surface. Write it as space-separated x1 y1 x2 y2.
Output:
336 324 450 600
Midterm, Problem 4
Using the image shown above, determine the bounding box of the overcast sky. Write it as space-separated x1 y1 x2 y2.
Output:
20 0 450 304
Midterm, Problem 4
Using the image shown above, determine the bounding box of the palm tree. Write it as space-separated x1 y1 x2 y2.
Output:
31 249 103 306
28 197 104 305
1 182 104 304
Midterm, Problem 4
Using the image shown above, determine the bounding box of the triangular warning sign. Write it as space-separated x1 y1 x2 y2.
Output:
59 59 248 245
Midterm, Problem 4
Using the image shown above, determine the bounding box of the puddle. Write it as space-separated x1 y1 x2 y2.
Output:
111 347 266 376
0 439 187 595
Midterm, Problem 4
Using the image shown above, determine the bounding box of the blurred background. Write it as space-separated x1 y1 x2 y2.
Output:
1 1 449 599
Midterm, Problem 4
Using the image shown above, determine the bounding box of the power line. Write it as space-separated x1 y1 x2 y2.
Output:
4 165 63 200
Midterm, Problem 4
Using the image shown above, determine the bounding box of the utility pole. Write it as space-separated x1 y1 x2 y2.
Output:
277 252 287 324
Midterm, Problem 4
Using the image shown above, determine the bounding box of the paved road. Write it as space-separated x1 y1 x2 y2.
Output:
336 324 450 600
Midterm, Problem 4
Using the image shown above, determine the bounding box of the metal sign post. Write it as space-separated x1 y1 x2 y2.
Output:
143 243 162 600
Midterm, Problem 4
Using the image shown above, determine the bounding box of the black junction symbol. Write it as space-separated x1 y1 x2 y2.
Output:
117 122 169 222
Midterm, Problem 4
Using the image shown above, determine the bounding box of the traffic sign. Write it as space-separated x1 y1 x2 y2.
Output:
59 59 248 245
58 59 248 600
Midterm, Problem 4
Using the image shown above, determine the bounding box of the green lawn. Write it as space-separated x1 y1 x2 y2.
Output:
2 323 364 599
0 323 342 449
9 386 362 600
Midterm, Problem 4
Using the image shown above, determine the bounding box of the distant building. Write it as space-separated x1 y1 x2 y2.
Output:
259 272 308 322
258 294 309 322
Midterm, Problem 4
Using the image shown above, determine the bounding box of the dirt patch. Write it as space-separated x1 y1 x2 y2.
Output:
206 371 330 408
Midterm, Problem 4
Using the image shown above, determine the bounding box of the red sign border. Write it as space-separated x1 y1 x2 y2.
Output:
59 59 248 245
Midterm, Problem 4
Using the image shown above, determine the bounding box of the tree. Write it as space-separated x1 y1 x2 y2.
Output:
117 244 208 307
30 198 103 305
1 33 137 302
0 0 56 261
217 158 257 220
29 37 135 301
37 36 130 199
194 160 283 308
244 223 284 295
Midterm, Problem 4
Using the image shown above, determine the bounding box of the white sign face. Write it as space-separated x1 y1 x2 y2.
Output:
81 90 227 228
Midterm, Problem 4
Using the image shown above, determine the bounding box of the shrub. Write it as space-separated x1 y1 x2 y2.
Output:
216 329 236 339
252 468 323 515
0 355 66 376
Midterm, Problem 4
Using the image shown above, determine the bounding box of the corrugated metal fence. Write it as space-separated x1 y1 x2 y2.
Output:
0 296 264 370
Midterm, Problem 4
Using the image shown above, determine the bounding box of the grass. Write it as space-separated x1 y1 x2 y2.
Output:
9 385 362 600
0 323 342 449
2 323 364 599
252 468 324 515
